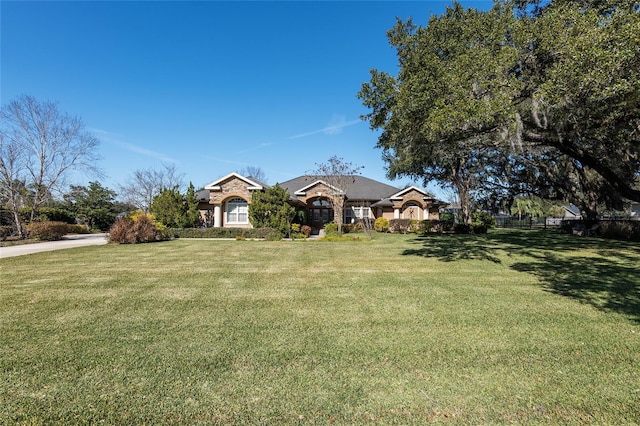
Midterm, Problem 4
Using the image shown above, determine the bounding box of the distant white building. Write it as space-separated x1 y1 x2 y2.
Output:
546 204 582 226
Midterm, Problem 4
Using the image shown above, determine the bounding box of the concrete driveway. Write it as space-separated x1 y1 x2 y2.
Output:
0 233 108 259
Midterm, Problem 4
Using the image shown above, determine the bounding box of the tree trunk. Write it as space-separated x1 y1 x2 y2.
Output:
582 190 599 221
11 210 23 239
332 196 344 233
451 161 473 225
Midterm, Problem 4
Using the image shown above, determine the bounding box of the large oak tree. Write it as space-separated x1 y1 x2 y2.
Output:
359 1 640 220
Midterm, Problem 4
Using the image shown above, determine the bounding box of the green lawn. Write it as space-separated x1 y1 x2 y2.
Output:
1 230 639 424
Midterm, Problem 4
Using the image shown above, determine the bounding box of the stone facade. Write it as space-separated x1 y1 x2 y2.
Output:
208 175 254 204
199 173 446 229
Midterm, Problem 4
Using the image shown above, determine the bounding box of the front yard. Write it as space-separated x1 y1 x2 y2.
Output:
1 230 638 424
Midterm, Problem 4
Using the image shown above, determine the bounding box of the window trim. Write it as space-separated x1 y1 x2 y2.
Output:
226 197 249 225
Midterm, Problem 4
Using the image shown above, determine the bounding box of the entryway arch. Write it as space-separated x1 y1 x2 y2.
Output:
402 201 424 220
308 196 333 231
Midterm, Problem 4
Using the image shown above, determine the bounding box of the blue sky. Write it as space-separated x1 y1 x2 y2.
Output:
2 0 492 200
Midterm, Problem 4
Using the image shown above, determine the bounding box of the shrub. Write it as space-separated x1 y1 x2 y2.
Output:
301 225 312 237
324 223 339 236
108 218 136 244
439 211 455 221
18 207 72 225
472 224 488 234
598 220 640 242
108 214 162 244
453 223 472 234
472 212 496 230
0 226 15 241
389 219 411 234
66 224 90 234
423 220 455 233
26 221 69 241
291 224 301 234
409 219 424 233
374 217 389 233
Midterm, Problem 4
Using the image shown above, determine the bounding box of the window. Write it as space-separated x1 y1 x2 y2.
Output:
346 206 370 223
345 207 354 223
226 198 248 224
313 199 331 207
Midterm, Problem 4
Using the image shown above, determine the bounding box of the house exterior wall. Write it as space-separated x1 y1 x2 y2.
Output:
209 176 253 204
198 174 445 229
205 176 255 228
293 182 336 205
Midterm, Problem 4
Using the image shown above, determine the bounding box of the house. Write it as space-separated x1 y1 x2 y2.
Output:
196 172 446 231
562 204 582 219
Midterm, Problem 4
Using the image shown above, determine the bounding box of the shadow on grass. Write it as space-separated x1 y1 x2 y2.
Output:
403 230 640 322
403 233 503 263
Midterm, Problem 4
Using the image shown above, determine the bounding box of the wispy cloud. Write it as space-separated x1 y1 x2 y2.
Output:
202 156 253 168
90 128 179 164
288 116 361 140
235 142 273 155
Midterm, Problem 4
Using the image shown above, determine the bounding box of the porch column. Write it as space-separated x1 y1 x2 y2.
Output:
213 204 222 228
424 208 429 220
394 208 400 219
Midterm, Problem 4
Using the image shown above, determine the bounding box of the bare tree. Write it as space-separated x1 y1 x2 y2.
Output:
239 166 267 183
118 164 184 212
0 95 101 237
306 156 363 233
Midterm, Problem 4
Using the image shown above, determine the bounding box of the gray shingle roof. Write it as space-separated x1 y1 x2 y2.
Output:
195 188 210 201
278 175 403 201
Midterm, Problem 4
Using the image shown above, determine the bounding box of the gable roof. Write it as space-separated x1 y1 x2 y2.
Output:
390 186 434 200
291 179 344 196
564 204 581 217
279 175 402 201
204 172 265 191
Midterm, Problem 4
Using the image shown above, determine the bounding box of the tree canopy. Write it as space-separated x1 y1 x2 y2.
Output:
248 184 295 237
150 182 200 228
359 0 640 220
64 181 118 231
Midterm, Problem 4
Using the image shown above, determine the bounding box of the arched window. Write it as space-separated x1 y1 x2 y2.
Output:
312 199 331 207
226 197 248 224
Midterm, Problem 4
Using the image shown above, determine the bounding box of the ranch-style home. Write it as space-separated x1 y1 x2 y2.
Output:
195 172 446 232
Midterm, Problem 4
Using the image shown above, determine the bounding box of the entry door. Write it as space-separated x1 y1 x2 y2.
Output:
310 198 333 230
311 208 332 230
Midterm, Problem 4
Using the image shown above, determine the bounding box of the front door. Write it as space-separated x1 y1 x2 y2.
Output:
309 198 333 232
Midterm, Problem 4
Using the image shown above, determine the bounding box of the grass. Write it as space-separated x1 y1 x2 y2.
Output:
1 229 639 424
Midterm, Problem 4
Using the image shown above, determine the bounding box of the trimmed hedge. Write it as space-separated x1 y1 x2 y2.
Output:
561 219 639 242
168 227 280 240
599 220 640 241
26 221 69 241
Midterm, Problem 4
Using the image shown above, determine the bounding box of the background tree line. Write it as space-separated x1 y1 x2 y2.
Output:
0 95 205 237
